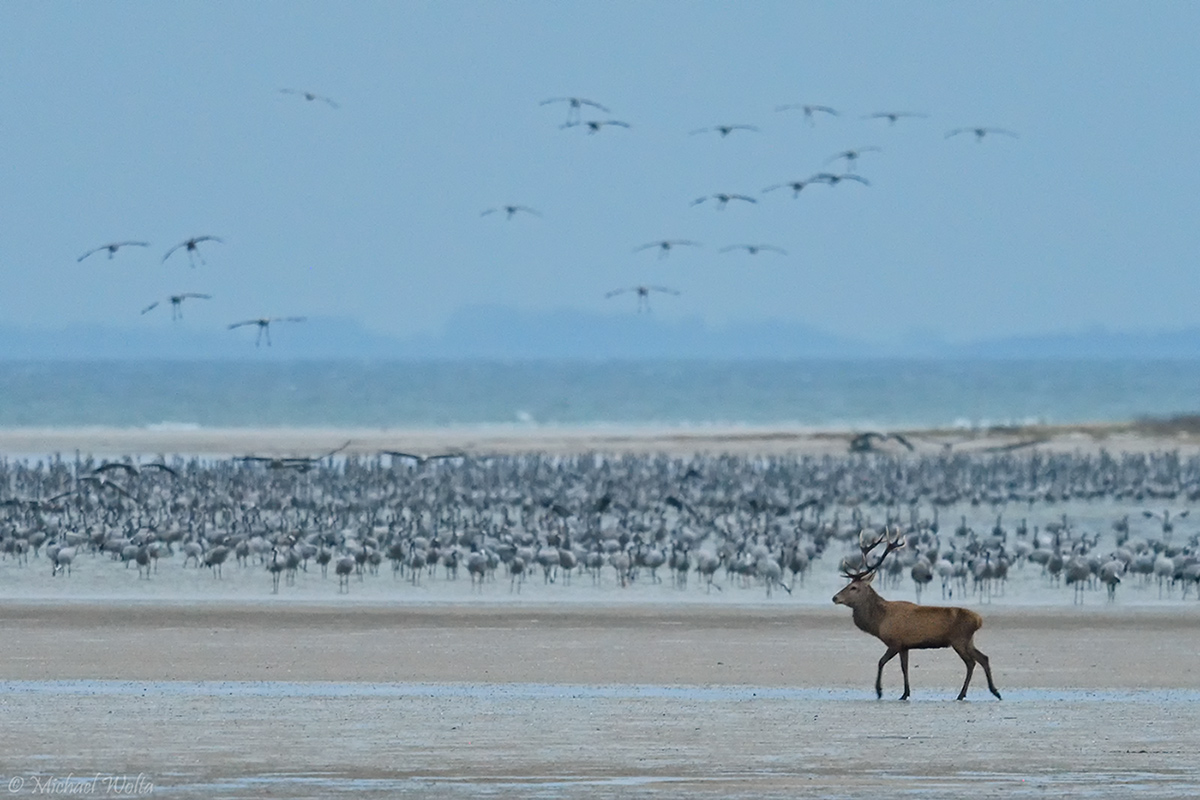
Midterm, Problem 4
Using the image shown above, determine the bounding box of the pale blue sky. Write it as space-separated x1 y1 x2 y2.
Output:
2 1 1198 345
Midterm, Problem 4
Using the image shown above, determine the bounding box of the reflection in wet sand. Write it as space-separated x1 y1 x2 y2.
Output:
3 680 1198 799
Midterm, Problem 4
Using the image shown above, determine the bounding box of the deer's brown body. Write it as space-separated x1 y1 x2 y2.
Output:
833 536 1002 701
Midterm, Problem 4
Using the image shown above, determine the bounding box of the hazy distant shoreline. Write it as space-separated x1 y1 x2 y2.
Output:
12 312 1200 359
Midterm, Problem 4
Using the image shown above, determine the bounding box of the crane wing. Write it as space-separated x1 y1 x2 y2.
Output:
141 462 180 478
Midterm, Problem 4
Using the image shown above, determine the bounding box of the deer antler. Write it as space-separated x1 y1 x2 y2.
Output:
842 527 906 579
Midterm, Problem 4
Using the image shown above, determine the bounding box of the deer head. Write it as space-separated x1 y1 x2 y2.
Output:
832 528 905 607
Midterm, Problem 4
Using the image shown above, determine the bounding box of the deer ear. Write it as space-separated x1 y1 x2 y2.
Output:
862 572 876 584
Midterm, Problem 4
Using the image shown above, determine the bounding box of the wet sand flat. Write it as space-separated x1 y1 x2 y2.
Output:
2 603 1199 688
3 682 1199 800
3 603 1200 799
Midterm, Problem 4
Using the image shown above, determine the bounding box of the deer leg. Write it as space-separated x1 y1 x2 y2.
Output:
973 646 1002 699
899 649 911 700
876 646 899 699
953 642 976 700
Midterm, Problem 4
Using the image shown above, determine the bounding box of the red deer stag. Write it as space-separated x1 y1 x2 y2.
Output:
833 530 1001 701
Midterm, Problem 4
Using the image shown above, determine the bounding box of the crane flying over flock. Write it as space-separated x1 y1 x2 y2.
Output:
71 89 343 347
521 95 1017 312
77 86 1018 331
78 229 295 346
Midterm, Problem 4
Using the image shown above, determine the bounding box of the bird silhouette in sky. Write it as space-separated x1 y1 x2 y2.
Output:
719 244 788 256
689 124 759 137
236 440 351 470
810 172 871 187
541 96 610 124
77 241 149 262
946 126 1019 142
481 205 542 220
92 460 180 479
864 111 928 125
691 193 756 209
561 119 631 134
163 236 222 267
280 88 339 108
776 104 838 125
634 240 702 259
141 293 212 320
826 146 882 172
382 450 467 467
228 316 307 347
606 285 680 313
763 179 814 198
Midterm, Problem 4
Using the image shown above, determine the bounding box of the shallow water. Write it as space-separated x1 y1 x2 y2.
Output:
4 680 1200 704
3 359 1200 428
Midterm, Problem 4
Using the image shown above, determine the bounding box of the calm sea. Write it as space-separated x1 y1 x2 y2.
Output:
0 360 1197 429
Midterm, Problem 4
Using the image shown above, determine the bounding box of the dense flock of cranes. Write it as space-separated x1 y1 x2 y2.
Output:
2 448 1196 604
